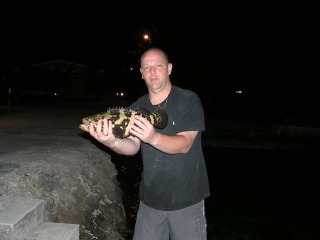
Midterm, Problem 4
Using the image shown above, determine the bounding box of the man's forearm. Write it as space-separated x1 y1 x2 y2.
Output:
150 131 197 154
108 137 140 156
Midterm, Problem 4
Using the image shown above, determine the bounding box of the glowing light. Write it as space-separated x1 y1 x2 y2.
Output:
116 92 125 97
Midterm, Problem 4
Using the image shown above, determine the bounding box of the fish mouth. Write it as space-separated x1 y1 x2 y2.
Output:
79 124 89 132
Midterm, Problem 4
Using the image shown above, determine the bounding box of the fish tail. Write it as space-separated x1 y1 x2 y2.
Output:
151 109 168 129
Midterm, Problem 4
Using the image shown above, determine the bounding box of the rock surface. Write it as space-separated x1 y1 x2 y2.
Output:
0 106 130 240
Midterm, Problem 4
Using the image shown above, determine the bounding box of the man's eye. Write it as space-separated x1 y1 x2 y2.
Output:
143 67 149 71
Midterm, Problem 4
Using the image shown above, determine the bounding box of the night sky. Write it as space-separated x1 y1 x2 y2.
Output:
2 2 319 113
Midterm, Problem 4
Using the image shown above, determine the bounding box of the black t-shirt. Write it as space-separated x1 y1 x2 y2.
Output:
129 86 210 210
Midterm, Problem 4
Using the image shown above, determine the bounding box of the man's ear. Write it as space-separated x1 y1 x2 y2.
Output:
168 63 173 75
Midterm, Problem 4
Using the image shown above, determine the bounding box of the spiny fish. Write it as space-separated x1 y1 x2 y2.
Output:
79 107 168 139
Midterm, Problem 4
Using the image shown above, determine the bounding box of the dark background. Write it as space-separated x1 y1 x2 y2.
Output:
1 1 319 116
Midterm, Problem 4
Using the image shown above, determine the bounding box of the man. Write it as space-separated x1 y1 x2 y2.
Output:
89 47 210 240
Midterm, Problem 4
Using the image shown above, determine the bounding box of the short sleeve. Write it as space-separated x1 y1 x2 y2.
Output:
173 88 205 133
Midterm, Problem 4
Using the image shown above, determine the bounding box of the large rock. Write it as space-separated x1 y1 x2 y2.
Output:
0 106 131 240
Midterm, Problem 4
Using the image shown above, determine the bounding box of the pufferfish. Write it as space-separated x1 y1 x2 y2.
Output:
79 107 168 139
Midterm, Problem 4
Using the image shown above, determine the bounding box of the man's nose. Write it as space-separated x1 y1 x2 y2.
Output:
150 66 155 73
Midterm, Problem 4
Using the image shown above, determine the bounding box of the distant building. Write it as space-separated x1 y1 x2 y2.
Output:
25 59 89 100
8 59 116 102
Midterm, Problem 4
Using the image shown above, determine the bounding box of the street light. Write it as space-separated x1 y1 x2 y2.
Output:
136 33 152 52
143 34 151 43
